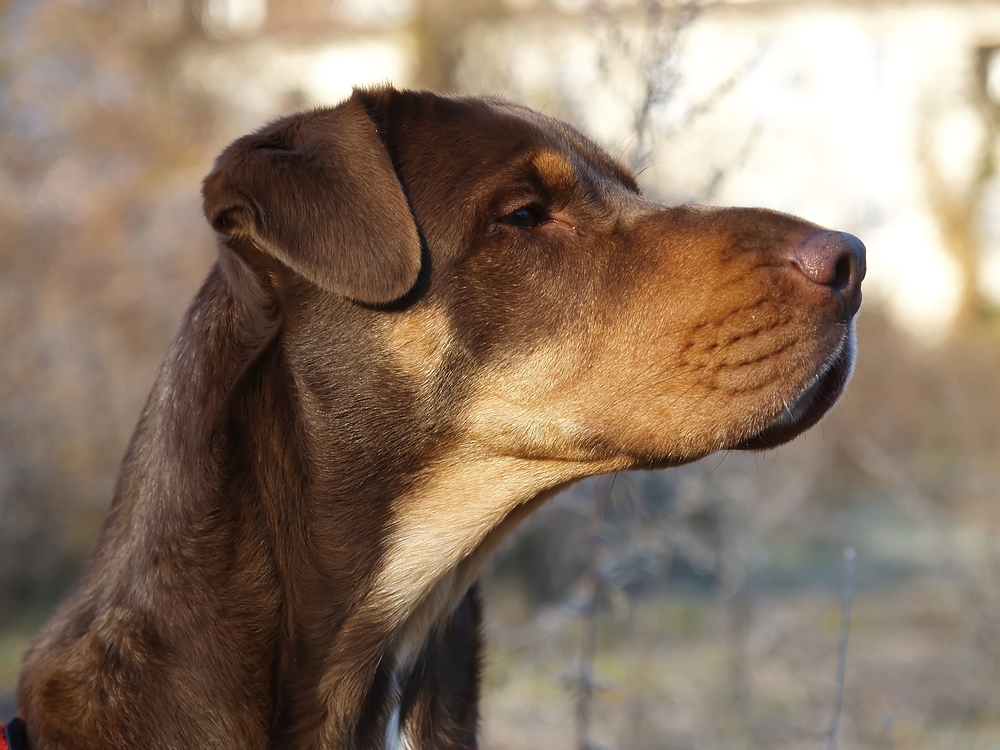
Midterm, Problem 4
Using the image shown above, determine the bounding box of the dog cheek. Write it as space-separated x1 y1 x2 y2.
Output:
383 304 455 384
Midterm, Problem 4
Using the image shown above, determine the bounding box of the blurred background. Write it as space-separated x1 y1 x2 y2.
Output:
2 0 1000 747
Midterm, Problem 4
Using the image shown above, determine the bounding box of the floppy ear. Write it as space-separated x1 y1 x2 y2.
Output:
201 90 421 305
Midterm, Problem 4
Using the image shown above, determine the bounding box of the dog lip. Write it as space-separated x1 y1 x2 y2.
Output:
794 273 861 321
846 289 863 318
731 330 855 451
829 285 863 320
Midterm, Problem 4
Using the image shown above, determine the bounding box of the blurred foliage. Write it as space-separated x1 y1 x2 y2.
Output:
0 0 220 614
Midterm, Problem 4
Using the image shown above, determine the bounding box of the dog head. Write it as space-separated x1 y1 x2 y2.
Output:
203 86 864 474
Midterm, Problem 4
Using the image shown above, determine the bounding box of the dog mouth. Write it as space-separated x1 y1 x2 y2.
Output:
731 321 856 451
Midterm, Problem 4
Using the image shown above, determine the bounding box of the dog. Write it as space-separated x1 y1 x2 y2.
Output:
13 87 864 750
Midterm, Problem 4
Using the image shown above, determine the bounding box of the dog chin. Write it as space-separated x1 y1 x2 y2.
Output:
732 320 857 451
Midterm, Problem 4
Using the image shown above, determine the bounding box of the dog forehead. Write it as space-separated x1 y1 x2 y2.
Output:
371 90 637 193
475 98 639 192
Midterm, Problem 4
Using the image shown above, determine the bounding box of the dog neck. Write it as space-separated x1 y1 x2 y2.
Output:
18 251 624 749
262 292 629 747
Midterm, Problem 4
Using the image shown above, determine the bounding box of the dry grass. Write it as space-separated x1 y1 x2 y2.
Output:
481 577 1000 750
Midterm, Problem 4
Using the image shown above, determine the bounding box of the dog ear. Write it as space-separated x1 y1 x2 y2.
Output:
201 91 421 305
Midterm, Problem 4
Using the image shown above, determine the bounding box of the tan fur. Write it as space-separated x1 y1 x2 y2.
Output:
384 305 454 383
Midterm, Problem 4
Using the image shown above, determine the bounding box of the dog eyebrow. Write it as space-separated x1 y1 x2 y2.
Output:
523 149 636 216
483 98 640 195
508 149 631 209
537 138 640 197
541 122 640 195
530 150 577 189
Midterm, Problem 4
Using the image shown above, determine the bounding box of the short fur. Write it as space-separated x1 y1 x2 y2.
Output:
16 87 865 750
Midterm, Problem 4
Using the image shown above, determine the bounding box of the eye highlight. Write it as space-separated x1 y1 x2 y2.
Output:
497 205 550 229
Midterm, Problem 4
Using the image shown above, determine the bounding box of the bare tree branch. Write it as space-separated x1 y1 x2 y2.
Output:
825 547 856 750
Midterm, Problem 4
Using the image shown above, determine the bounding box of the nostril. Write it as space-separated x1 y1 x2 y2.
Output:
832 254 853 294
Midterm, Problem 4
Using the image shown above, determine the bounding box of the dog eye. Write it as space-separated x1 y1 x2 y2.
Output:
498 205 550 229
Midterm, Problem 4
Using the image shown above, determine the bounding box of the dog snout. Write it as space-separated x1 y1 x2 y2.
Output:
790 230 866 318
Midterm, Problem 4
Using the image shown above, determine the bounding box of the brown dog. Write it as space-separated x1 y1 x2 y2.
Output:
15 87 864 749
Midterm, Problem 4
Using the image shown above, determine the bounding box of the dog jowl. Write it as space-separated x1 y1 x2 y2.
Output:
15 87 864 750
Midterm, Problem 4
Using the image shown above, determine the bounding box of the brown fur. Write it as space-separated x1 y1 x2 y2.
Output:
16 87 864 750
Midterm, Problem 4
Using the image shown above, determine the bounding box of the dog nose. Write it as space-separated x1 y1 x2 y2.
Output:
791 230 866 317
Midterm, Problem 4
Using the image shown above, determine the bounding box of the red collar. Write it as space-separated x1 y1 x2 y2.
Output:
1 718 28 750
